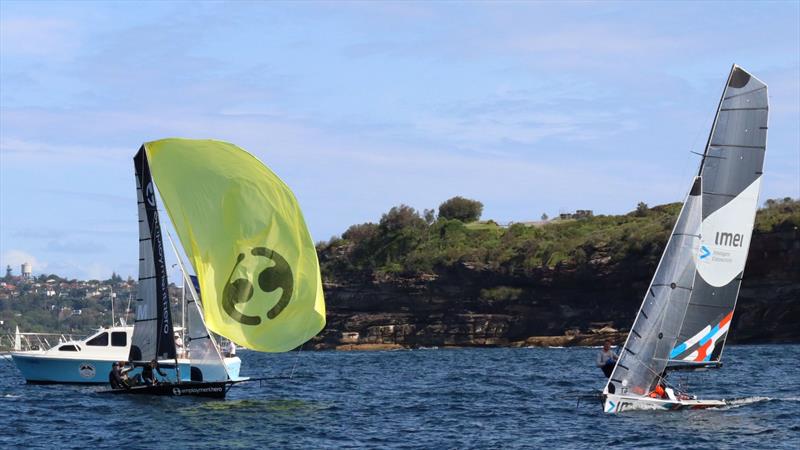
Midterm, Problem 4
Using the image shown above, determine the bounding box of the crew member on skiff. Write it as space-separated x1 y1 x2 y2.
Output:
597 340 618 377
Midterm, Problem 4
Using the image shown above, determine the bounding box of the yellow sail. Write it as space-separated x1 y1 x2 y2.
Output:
144 138 325 352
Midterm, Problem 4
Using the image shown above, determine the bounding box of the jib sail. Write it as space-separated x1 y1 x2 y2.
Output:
605 177 702 396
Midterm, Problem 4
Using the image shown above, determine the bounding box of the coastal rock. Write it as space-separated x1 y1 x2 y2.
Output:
312 227 799 350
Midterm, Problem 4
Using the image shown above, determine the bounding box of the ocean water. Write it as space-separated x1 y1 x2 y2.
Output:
1 345 798 449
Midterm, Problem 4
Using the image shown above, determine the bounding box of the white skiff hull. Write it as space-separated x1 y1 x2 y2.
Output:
603 393 726 413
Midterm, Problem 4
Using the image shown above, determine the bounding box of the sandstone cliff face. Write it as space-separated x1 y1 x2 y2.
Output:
313 227 799 350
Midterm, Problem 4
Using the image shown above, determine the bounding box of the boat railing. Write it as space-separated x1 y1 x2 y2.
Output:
0 332 87 352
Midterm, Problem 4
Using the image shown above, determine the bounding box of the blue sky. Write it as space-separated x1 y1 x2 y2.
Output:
1 1 798 280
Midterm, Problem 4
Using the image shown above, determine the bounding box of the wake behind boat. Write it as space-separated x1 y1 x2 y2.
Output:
602 65 768 413
102 139 326 398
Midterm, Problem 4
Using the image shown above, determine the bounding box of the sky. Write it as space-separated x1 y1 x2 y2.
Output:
1 1 798 280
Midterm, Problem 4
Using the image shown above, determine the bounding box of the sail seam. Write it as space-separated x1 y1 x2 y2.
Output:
719 107 768 111
702 191 736 198
709 144 765 149
722 86 766 99
684 302 735 309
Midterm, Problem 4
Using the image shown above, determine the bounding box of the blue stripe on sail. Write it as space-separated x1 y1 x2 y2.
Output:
670 343 687 359
699 324 720 346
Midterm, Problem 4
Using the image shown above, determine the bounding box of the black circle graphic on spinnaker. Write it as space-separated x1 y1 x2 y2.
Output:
222 253 260 326
221 247 295 325
252 247 294 320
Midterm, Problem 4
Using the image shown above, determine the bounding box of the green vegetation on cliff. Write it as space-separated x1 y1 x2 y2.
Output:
318 197 799 281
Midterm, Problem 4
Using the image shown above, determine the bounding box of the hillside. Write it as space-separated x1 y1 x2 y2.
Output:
313 197 799 349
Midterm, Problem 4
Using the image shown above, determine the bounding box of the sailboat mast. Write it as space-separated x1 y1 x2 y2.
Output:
181 278 186 342
110 285 115 327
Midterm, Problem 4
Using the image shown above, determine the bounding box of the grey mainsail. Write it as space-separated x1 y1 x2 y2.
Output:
668 65 767 366
129 147 177 363
605 177 703 397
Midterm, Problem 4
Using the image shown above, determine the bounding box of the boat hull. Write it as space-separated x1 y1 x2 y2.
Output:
100 381 231 399
603 393 727 413
11 352 241 384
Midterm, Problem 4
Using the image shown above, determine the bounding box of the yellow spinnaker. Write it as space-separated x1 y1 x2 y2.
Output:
144 138 325 352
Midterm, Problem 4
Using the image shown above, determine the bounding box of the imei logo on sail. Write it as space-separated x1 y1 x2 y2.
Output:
715 231 744 247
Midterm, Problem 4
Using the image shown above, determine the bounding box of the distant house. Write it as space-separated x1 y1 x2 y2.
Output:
558 210 594 220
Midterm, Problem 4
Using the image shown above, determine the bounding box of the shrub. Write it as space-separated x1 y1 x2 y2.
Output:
438 196 483 222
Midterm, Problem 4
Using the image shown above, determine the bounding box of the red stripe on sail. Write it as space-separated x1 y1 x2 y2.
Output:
694 340 713 362
720 311 734 328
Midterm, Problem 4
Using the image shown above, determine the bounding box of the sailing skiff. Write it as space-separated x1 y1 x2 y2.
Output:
602 65 768 413
101 139 326 398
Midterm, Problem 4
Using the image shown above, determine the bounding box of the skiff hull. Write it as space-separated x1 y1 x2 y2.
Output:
100 381 232 399
603 393 726 413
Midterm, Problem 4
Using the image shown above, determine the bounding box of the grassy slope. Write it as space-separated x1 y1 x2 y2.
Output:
319 198 799 282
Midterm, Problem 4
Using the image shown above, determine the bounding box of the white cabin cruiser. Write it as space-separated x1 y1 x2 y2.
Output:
11 325 241 384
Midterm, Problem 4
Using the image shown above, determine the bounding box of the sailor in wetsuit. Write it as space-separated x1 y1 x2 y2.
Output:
141 359 167 385
109 362 130 389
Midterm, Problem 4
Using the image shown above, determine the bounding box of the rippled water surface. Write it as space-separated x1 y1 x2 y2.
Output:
1 345 798 449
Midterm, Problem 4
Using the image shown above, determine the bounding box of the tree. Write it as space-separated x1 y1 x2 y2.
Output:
342 222 379 243
541 213 548 221
423 208 436 225
438 196 483 223
635 202 649 217
379 205 425 232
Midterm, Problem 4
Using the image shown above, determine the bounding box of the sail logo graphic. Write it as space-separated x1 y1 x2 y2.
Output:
696 177 761 287
222 247 294 326
714 231 744 247
145 182 156 207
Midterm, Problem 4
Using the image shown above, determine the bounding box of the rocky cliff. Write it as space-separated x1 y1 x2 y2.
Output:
313 226 799 350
